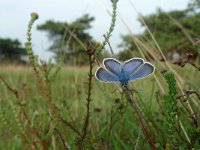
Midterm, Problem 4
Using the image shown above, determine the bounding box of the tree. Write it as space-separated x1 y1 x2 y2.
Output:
37 14 95 65
117 35 139 60
118 3 200 60
188 0 200 11
0 38 26 63
140 10 191 52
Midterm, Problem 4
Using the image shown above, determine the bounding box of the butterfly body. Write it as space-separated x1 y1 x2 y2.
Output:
95 58 155 85
118 65 129 84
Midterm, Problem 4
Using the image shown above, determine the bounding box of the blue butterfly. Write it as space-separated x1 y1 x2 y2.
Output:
95 58 155 85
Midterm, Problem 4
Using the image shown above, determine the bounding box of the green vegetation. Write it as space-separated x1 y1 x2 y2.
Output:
0 0 200 149
0 63 199 149
0 38 26 63
164 72 177 148
37 14 95 65
118 0 200 60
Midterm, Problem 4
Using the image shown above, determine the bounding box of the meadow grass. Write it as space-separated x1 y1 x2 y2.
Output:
1 1 200 149
0 62 199 149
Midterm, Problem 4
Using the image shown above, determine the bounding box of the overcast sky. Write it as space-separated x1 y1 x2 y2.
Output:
0 0 189 60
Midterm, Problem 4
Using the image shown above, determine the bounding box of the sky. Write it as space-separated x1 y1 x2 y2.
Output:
0 0 190 61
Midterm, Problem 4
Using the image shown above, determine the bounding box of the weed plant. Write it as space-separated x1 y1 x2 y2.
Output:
0 0 200 149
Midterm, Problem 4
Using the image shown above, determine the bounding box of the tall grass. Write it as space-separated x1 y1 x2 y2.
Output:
0 0 200 149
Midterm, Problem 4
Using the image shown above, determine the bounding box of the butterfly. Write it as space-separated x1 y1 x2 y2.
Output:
95 58 155 85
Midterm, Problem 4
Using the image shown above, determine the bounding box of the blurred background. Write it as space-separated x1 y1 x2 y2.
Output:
1 0 199 65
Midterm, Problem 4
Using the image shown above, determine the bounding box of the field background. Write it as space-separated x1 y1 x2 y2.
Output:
0 62 199 149
1 0 200 149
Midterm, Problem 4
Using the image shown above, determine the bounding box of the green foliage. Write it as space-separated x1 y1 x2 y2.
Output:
118 35 137 52
25 13 61 98
1 0 200 149
195 44 200 53
25 13 39 68
117 35 139 60
37 14 94 65
164 72 177 146
37 0 118 64
96 0 118 56
188 0 200 11
141 10 186 50
0 64 199 149
0 38 26 63
118 5 200 59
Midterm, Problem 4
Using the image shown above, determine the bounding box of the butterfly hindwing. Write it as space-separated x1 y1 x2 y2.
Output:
95 67 120 83
129 62 155 82
103 58 122 76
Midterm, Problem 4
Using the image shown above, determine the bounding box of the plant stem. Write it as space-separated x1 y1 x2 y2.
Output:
122 85 157 150
79 44 95 149
54 128 70 150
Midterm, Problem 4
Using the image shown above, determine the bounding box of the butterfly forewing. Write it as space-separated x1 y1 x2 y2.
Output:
103 58 121 76
123 58 144 75
129 63 155 82
95 67 120 83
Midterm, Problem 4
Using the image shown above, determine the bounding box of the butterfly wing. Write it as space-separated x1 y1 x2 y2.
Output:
123 58 144 75
95 67 120 83
103 58 122 76
129 62 155 82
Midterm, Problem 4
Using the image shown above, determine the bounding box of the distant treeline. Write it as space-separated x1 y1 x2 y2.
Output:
0 0 200 64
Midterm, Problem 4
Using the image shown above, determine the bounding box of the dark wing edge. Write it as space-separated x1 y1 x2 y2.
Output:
124 57 145 64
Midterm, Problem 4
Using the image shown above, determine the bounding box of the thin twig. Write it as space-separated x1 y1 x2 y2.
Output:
59 116 81 137
122 85 157 150
106 38 115 55
177 90 200 101
135 127 142 150
78 43 96 149
107 106 118 147
175 128 188 144
189 62 200 71
54 128 70 150
0 76 19 98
